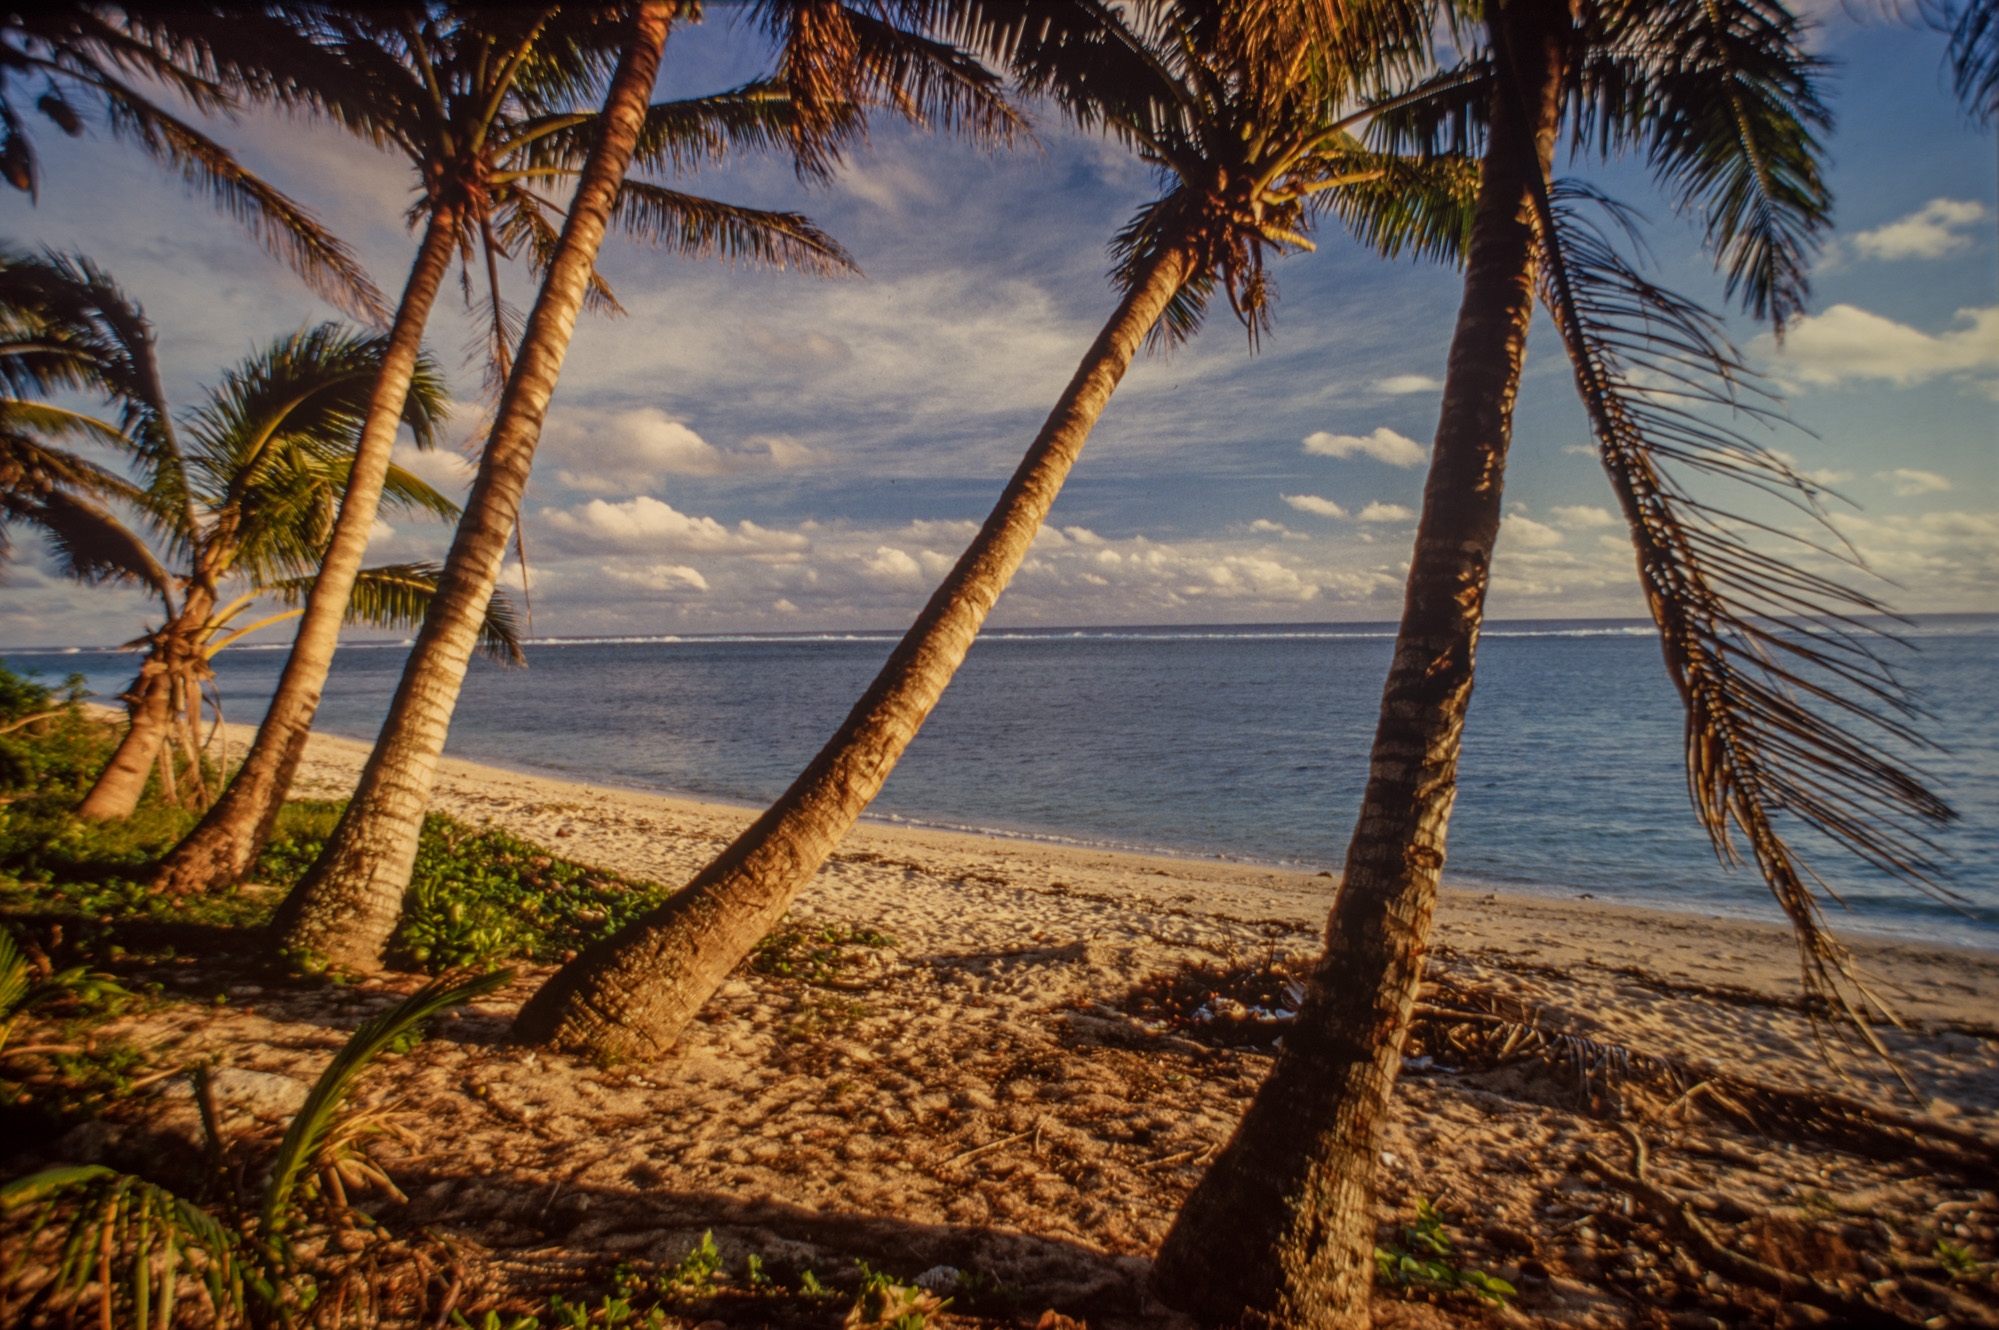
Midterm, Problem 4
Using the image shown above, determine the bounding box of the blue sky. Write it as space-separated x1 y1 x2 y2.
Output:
3 5 1994 648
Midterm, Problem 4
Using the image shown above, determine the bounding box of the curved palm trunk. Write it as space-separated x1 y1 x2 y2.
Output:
513 244 1193 1059
269 1 672 971
1148 4 1567 1323
149 206 462 893
77 591 214 820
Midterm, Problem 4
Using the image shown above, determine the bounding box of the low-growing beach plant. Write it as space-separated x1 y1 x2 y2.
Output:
257 805 671 971
0 971 507 1327
847 1261 948 1330
1372 1199 1517 1308
749 917 898 986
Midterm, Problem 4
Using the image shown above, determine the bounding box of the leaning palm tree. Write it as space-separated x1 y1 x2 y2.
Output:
1148 0 1954 1321
0 259 509 820
1 3 383 319
269 0 1021 971
151 2 866 894
510 0 1461 1057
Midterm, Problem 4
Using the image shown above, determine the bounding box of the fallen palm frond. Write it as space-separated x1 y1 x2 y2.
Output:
1583 1128 1930 1329
1406 977 1999 1181
0 970 508 1328
0 926 124 1057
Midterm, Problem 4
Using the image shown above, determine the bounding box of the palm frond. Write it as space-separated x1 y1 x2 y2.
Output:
749 0 1024 179
608 182 860 277
1578 0 1833 331
262 563 525 665
1 1165 248 1329
1528 181 1954 1055
9 489 173 598
1318 146 1480 265
88 78 386 323
1949 0 1999 123
256 971 511 1242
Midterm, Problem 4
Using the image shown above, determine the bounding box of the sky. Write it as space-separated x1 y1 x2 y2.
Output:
3 5 1995 649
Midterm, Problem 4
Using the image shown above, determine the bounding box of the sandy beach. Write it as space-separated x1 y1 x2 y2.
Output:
20 722 1999 1326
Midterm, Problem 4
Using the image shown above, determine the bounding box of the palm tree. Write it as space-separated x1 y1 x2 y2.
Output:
1945 0 1997 119
510 0 1462 1057
0 252 504 820
151 3 864 894
1149 0 1953 1320
1 3 383 320
268 0 1022 973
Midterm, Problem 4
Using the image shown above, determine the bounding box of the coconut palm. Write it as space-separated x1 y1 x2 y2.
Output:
1149 0 1953 1321
269 0 1022 972
0 253 507 820
151 2 868 894
1 3 383 319
509 0 1463 1057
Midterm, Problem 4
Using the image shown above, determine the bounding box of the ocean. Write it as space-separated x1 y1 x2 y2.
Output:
12 615 1997 948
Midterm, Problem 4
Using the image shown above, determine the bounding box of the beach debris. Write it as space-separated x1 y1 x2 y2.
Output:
1583 1127 1935 1329
912 1264 961 1291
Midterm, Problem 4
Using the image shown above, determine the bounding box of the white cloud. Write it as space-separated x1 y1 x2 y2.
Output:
1248 519 1310 541
546 408 818 493
862 545 926 582
1283 493 1349 519
1756 304 1999 392
1878 468 1952 497
1549 505 1617 529
542 495 808 554
604 563 709 593
390 443 477 494
1502 514 1565 549
1303 426 1427 467
1373 374 1443 395
1850 199 1988 262
1357 501 1415 523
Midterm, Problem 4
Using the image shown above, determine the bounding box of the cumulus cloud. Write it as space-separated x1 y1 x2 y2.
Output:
542 495 809 554
1502 514 1565 549
1549 505 1617 529
1755 304 1999 393
1373 374 1443 395
1850 199 1988 262
1878 468 1952 497
1357 501 1414 523
1283 493 1349 518
546 408 818 492
1303 426 1427 467
604 563 709 592
390 443 476 494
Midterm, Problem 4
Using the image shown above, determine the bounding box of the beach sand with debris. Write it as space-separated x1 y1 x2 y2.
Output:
16 724 1999 1326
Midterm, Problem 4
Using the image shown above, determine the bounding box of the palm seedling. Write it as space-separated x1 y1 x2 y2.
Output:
1151 0 1956 1321
153 0 872 896
268 0 1020 973
0 251 518 822
0 970 509 1329
511 0 1469 1058
1 3 383 320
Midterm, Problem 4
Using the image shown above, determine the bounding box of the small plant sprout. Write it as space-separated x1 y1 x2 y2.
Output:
1373 1198 1517 1308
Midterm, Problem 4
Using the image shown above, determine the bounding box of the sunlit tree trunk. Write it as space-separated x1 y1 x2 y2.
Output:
149 206 462 893
269 1 673 970
1148 2 1567 1322
513 245 1194 1058
77 589 214 820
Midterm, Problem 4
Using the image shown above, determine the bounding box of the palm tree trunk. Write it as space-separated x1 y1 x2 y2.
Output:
76 590 215 821
268 0 673 971
149 205 462 893
1147 3 1567 1323
512 243 1193 1059
76 665 175 820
